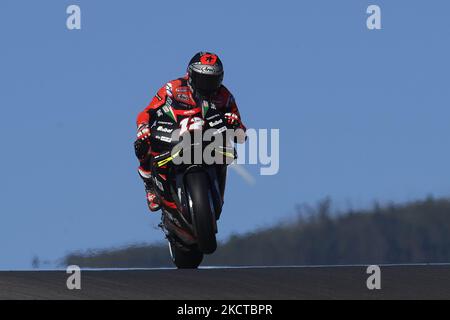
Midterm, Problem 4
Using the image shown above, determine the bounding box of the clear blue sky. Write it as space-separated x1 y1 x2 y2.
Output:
1 0 449 269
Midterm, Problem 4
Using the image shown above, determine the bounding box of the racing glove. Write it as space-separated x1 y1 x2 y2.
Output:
137 124 151 140
224 113 246 144
224 112 243 129
134 124 151 161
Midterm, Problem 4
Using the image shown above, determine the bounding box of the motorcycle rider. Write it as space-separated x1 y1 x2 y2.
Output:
134 52 246 212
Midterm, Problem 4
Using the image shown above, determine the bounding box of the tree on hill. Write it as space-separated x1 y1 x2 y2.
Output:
63 196 450 268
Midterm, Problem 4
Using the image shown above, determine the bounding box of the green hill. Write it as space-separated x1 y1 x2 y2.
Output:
63 196 450 268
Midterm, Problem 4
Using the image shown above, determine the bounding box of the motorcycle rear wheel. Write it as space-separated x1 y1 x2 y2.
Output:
169 242 203 269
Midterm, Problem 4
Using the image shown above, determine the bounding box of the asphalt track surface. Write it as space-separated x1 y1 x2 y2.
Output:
1 265 450 299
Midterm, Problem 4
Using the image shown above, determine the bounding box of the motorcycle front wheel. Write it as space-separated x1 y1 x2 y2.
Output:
185 171 218 254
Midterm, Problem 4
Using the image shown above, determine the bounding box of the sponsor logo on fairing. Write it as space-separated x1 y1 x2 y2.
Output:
209 119 223 127
157 126 174 134
206 113 220 121
181 109 198 116
157 121 174 126
213 126 227 135
159 136 172 143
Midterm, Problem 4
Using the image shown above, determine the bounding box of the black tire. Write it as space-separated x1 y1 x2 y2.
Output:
169 242 203 269
185 172 217 254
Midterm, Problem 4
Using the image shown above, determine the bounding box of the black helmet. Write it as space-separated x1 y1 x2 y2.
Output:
187 52 224 96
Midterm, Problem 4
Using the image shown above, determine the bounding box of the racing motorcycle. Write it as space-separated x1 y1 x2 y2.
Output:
148 98 237 269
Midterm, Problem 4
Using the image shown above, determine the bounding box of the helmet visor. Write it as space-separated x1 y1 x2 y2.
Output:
191 71 223 95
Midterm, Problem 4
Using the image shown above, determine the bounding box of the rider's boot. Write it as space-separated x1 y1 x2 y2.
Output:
146 187 161 212
138 166 161 212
